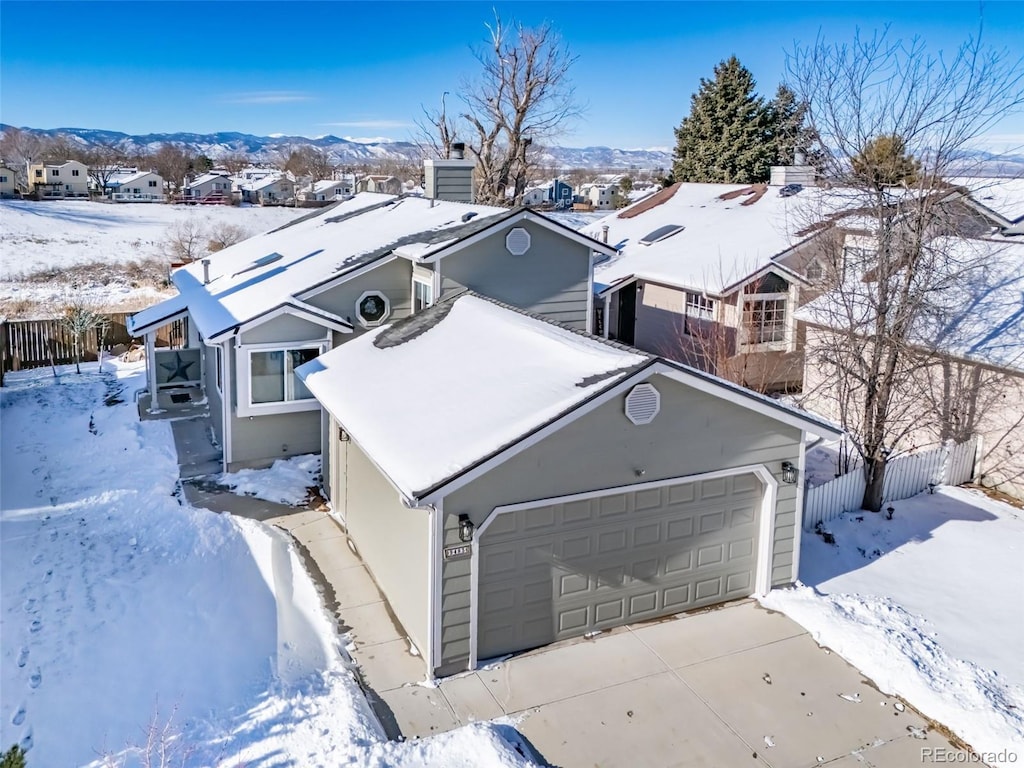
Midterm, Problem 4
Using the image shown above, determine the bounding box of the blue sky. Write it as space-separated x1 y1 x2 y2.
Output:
2 1 1022 150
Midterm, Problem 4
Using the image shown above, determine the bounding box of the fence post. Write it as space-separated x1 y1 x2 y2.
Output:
971 434 984 485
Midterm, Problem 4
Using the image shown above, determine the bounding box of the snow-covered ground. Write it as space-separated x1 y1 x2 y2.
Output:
218 453 321 506
0 199 306 315
0 360 536 767
763 488 1024 765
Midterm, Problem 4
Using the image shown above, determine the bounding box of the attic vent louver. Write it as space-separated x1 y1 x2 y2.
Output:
505 227 531 255
624 383 661 425
639 224 684 246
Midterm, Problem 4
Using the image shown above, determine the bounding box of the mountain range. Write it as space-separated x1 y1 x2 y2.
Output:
0 125 674 171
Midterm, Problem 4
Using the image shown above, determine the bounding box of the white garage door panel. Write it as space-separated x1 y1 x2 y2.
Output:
477 475 763 659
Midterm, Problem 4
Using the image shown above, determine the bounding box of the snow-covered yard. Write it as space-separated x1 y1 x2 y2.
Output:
763 488 1024 765
0 361 536 767
0 199 306 315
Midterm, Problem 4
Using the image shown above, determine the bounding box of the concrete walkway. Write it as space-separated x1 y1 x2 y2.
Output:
184 491 970 767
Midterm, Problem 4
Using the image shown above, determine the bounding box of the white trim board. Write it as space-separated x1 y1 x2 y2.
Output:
295 254 399 302
209 301 350 344
466 464 779 670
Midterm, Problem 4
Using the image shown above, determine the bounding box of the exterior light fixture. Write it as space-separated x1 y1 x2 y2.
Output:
458 514 475 543
781 461 798 484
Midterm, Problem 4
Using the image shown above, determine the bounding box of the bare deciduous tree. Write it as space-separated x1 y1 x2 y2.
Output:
220 152 251 176
164 218 208 264
0 126 44 188
150 144 193 195
83 142 130 197
789 29 1024 510
60 297 109 375
206 222 251 253
419 14 582 206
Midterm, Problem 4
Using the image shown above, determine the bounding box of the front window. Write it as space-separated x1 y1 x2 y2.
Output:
52 169 60 177
250 347 318 404
743 298 787 344
413 278 434 313
72 169 80 176
684 292 715 335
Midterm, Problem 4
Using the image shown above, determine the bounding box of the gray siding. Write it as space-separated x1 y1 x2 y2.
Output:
425 163 474 203
437 373 802 672
439 221 591 330
228 409 321 470
346 439 431 656
305 257 413 333
203 343 224 449
239 313 326 345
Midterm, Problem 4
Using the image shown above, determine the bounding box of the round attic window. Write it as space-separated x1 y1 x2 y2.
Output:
356 290 391 327
624 383 661 425
505 227 532 256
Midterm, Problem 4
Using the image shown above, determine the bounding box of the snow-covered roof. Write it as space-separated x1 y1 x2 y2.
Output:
249 175 291 191
797 236 1024 373
953 177 1024 224
131 193 511 340
298 294 651 499
189 172 231 187
587 182 931 296
110 170 160 186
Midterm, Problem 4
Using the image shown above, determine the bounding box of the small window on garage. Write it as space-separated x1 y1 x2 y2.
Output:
625 383 660 425
505 227 531 255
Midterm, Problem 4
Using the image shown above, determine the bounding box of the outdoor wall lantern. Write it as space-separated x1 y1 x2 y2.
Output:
458 514 475 543
781 461 798 484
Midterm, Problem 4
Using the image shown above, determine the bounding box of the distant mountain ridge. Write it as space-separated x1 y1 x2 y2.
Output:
0 124 674 171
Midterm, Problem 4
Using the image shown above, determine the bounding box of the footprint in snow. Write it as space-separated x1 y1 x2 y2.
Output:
12 707 26 726
29 669 41 689
29 619 42 633
20 730 32 751
48 529 58 541
31 553 43 565
42 570 53 584
17 648 29 668
23 598 37 613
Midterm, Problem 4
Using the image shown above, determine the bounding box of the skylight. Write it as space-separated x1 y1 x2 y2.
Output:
639 224 684 245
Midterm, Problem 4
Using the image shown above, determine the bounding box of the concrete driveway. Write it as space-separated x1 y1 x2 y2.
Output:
258 509 968 768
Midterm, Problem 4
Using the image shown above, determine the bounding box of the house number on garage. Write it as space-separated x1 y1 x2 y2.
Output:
443 544 472 560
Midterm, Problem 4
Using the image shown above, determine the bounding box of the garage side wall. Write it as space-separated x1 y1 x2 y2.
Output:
437 373 802 673
346 440 431 657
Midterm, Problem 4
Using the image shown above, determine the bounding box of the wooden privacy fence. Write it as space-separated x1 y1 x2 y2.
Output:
803 436 979 531
0 313 188 380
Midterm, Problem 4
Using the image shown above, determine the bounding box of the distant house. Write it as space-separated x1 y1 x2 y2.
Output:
29 160 89 199
358 175 402 195
246 174 295 206
521 186 547 206
181 172 232 204
300 177 354 202
548 178 574 209
0 165 17 197
579 183 622 210
106 170 165 202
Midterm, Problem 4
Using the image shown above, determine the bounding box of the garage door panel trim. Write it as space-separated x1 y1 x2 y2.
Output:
468 463 780 669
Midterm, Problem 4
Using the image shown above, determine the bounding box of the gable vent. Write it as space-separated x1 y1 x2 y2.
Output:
624 383 661 425
505 227 532 255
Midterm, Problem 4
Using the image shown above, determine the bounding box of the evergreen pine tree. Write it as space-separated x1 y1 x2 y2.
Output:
851 134 921 187
765 84 823 169
672 57 773 183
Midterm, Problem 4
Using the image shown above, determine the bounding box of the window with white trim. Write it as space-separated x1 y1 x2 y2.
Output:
215 346 223 394
148 179 158 188
246 345 320 408
684 292 715 335
52 169 60 177
741 273 790 347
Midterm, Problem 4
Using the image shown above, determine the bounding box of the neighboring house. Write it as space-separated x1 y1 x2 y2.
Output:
578 183 622 210
128 162 615 474
0 165 17 197
29 160 90 198
300 177 354 202
358 175 402 195
106 170 165 202
299 291 841 677
245 174 295 206
799 235 1024 501
182 172 233 204
521 185 547 206
583 169 999 394
548 178 574 209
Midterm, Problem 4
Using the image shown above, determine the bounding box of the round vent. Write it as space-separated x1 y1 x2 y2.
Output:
624 383 660 425
505 227 532 255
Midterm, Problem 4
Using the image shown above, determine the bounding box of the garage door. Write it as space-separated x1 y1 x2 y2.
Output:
477 474 763 660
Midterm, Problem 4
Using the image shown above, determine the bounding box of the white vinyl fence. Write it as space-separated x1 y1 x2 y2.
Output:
803 437 978 531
